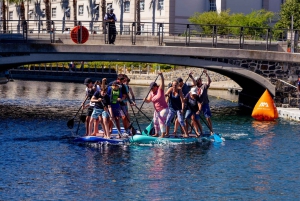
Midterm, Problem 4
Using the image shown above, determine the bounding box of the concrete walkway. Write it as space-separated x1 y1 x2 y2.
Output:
277 107 300 122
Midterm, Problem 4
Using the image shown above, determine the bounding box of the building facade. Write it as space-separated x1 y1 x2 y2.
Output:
0 0 286 35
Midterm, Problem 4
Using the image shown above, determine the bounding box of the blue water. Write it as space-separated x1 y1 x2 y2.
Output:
0 81 300 200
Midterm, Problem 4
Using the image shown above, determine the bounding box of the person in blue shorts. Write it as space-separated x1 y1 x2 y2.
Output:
196 69 214 134
107 81 123 138
184 87 203 137
165 80 189 138
90 80 112 138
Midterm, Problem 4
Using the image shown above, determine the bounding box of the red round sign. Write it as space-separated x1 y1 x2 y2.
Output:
70 26 89 44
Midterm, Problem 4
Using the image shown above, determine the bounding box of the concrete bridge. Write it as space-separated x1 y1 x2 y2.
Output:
1 41 300 108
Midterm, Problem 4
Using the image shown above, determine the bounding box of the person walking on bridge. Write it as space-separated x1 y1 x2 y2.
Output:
104 8 117 44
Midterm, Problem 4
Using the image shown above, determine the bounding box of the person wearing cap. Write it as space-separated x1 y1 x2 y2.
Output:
143 72 169 138
183 87 203 137
89 79 112 138
165 80 189 138
81 78 101 136
175 72 196 134
104 8 117 44
107 81 123 138
177 72 196 96
196 69 214 134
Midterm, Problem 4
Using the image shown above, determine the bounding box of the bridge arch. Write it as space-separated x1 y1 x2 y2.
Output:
3 44 294 107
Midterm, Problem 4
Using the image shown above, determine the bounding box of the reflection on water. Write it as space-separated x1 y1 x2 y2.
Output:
1 80 300 200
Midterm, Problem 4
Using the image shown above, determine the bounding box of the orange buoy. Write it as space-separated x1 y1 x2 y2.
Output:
70 26 89 44
251 89 278 121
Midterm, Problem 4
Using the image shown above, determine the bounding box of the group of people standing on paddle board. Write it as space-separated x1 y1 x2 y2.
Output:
81 74 136 139
143 70 214 138
80 70 214 138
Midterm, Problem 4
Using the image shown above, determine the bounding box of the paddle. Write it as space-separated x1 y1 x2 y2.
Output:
99 99 127 138
141 120 154 136
129 104 142 134
67 96 89 129
133 105 152 122
198 114 222 143
138 74 160 111
119 103 137 135
76 108 85 135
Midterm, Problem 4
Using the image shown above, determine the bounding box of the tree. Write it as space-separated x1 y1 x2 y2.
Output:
44 0 51 31
101 0 106 33
2 0 7 33
189 10 230 35
73 0 77 26
275 0 300 30
116 0 124 35
136 0 141 35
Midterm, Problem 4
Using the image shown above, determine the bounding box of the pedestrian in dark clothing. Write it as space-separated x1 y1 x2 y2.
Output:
104 8 117 44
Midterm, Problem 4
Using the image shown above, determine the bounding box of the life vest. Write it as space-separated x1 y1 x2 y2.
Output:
111 89 120 104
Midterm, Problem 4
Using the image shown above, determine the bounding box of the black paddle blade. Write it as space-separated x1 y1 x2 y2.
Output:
67 119 74 129
80 115 86 123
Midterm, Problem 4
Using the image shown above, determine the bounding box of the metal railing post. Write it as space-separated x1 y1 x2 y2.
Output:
266 28 270 51
158 23 163 46
239 27 244 49
50 21 55 43
132 22 136 45
212 25 217 48
78 21 82 44
185 24 190 46
105 22 109 44
22 21 28 42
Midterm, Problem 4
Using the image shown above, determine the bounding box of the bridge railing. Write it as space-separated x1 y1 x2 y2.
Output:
1 19 299 52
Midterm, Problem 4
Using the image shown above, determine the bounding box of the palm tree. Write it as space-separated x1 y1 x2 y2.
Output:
44 0 51 32
116 0 124 35
136 0 141 35
149 0 156 35
101 0 105 33
2 0 7 33
73 0 77 26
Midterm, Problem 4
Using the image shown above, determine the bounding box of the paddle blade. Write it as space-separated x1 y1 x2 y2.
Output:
213 133 223 143
142 121 154 136
67 118 74 129
80 115 86 123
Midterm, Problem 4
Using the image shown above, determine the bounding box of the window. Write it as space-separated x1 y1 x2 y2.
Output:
78 5 84 15
209 0 216 11
28 10 33 19
52 0 56 2
52 8 56 18
158 0 164 10
124 1 130 12
140 0 145 11
9 11 13 20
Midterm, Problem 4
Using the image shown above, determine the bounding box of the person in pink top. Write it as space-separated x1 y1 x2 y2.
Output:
143 72 169 138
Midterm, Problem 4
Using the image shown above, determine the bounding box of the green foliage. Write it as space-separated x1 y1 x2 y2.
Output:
275 0 300 30
189 9 274 39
